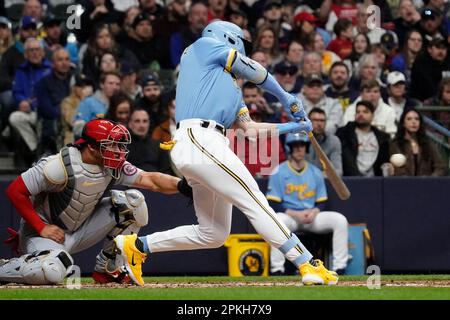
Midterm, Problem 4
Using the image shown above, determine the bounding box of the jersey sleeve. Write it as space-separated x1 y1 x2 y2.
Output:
266 166 284 203
21 156 66 195
116 162 143 186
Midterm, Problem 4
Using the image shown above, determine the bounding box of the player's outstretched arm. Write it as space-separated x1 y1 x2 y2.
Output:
235 107 312 135
224 49 306 120
133 172 193 199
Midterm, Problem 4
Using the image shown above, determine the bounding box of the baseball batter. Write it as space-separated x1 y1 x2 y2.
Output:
0 119 192 285
115 21 338 286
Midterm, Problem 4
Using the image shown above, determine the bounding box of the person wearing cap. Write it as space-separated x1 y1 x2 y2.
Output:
73 71 122 138
417 7 447 47
60 74 94 145
34 48 73 156
0 16 38 124
123 12 169 69
9 38 51 166
298 74 343 134
267 132 349 275
169 1 208 68
42 15 79 65
292 10 331 48
264 60 299 108
385 71 419 123
410 37 450 101
135 74 167 133
120 61 141 100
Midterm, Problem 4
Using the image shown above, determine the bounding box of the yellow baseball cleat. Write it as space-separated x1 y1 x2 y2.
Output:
114 234 147 287
299 259 338 286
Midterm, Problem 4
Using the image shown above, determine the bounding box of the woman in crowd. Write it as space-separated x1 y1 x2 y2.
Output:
105 91 134 125
343 33 371 76
391 29 423 86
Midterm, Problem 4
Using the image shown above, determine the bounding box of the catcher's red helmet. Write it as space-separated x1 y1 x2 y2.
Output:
75 119 131 173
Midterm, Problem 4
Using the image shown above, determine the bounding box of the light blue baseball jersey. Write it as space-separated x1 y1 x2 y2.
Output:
266 161 327 210
175 37 244 129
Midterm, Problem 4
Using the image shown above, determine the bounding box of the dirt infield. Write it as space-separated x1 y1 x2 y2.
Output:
1 279 450 289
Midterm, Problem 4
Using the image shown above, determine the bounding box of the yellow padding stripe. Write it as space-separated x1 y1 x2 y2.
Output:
266 195 282 203
187 128 303 255
316 197 328 203
238 107 249 117
225 49 237 73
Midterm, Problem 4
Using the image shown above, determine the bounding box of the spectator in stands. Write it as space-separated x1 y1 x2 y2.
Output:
393 0 421 49
391 30 423 86
385 71 419 124
241 82 274 122
285 40 304 74
424 77 450 128
255 0 290 48
35 48 72 156
152 92 176 143
0 16 38 127
296 51 325 89
23 0 44 24
165 0 189 31
105 91 134 125
307 32 340 76
226 0 251 24
139 0 167 21
207 0 227 22
299 75 343 134
325 61 359 112
169 1 208 68
321 0 358 32
307 108 343 177
116 6 141 44
389 109 446 176
417 7 447 48
336 100 390 177
60 74 94 145
264 61 299 111
348 53 385 94
81 24 138 86
343 33 371 76
135 74 167 134
327 18 354 60
127 108 172 174
0 16 14 60
9 38 51 166
73 71 121 138
253 24 282 68
227 8 248 29
344 79 397 137
120 61 141 100
250 50 269 68
410 37 450 102
291 11 331 48
371 43 390 84
123 12 170 69
267 133 349 275
75 0 121 44
42 16 79 65
354 3 386 45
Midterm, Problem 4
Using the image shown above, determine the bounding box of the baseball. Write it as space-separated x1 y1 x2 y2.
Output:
390 153 406 167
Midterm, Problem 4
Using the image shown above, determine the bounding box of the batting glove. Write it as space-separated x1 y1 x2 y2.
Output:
283 93 307 121
277 118 312 135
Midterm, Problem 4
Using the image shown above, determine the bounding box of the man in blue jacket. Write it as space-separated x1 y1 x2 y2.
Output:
9 38 51 166
35 48 73 156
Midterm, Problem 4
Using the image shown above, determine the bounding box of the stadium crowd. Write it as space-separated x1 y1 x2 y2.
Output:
0 0 447 177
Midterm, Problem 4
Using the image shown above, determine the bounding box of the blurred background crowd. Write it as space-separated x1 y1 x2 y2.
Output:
0 0 448 178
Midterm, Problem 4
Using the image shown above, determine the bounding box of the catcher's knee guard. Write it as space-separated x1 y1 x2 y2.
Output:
111 189 148 227
0 249 74 285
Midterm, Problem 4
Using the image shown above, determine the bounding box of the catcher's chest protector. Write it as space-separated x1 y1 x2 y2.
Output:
49 147 113 232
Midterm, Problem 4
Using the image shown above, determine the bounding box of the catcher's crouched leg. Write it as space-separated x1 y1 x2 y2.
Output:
93 189 148 284
0 249 73 285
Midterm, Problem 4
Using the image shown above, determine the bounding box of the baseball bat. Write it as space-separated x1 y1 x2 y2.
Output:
308 132 351 200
